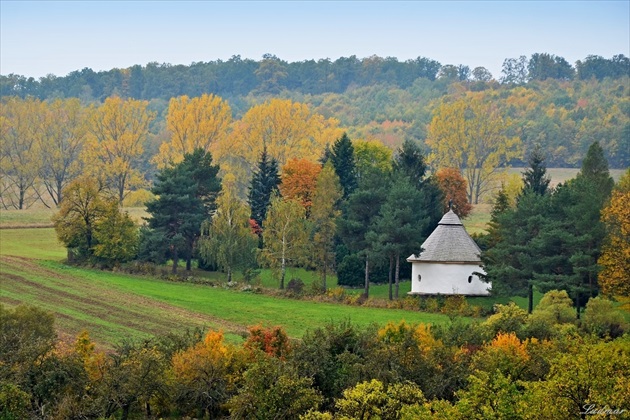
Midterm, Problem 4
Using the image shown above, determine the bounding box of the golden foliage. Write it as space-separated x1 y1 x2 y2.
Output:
427 96 522 204
82 96 155 202
598 169 630 297
0 97 42 209
154 94 232 168
216 99 342 196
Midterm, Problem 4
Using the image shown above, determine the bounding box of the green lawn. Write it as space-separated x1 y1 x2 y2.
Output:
0 228 66 260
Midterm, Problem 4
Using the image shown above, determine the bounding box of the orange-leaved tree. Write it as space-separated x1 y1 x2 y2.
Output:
435 167 472 218
279 158 322 214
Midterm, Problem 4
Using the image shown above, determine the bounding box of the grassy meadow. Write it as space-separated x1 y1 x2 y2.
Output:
1 223 452 350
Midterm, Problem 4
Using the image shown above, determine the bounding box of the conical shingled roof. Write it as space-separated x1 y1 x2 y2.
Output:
408 210 481 263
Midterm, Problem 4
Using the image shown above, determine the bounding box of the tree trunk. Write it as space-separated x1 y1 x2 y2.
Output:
528 283 533 314
186 256 192 271
121 403 130 420
575 293 581 320
322 262 327 293
364 255 369 298
171 246 178 274
388 254 393 301
227 267 232 283
395 254 400 299
280 234 286 289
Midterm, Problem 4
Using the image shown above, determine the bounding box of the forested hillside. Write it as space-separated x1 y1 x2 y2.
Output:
2 53 628 168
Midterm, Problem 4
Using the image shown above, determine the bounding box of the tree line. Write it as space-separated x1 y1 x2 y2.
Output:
2 293 628 419
1 53 628 101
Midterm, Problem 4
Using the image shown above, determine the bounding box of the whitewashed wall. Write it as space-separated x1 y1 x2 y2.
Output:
409 262 490 296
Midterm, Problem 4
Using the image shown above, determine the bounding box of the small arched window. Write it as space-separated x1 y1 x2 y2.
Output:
418 274 422 282
468 275 473 283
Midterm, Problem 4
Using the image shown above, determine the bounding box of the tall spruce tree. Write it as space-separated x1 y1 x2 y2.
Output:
482 192 551 313
522 145 551 195
330 133 357 199
393 139 443 239
368 176 428 300
144 149 221 273
483 147 552 313
393 139 428 189
248 147 281 228
337 170 389 297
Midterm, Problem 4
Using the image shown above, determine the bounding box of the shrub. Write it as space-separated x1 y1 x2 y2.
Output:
326 287 346 302
286 278 305 296
582 296 628 338
485 302 528 338
336 253 364 287
531 290 575 324
424 297 440 313
442 295 469 317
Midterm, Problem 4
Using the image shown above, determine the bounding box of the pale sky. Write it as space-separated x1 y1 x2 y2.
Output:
1 1 628 80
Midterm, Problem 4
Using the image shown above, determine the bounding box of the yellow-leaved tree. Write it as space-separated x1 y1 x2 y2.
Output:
82 96 155 203
216 99 342 197
153 94 232 168
427 96 522 204
0 97 42 209
598 169 630 298
37 98 88 206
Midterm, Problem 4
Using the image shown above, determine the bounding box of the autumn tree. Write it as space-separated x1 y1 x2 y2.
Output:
36 98 87 206
227 353 322 419
153 94 232 168
0 97 41 209
427 97 521 203
353 140 393 181
171 330 236 418
259 195 308 289
279 158 322 214
309 162 343 292
199 187 258 282
53 177 137 265
598 169 630 298
82 96 155 203
217 98 342 196
435 167 472 218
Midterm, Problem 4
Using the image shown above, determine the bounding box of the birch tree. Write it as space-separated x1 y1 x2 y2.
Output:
259 195 307 289
199 186 258 282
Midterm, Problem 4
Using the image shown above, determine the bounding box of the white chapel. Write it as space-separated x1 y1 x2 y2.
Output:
407 209 490 296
